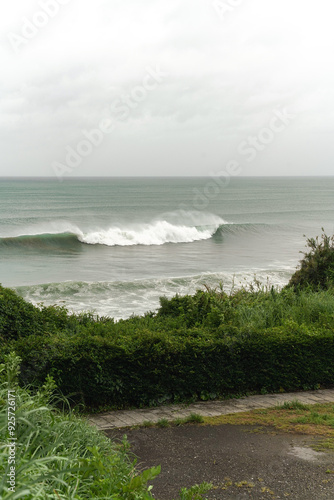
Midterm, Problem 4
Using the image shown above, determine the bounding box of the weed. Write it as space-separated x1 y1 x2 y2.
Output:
142 420 155 428
184 413 204 424
313 439 334 452
157 418 170 428
178 482 213 499
275 400 309 411
235 480 255 488
294 410 334 427
203 402 334 447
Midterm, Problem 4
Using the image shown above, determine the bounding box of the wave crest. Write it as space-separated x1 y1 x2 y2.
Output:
80 220 222 246
0 213 228 248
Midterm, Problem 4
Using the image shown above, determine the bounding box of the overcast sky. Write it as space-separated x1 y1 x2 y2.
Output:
0 0 333 177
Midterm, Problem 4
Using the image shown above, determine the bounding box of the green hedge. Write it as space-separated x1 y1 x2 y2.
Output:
1 283 334 409
12 326 334 409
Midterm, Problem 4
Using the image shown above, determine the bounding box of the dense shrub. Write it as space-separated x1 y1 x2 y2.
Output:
287 231 334 291
0 285 42 340
0 353 161 499
1 256 334 410
11 321 334 409
0 284 111 342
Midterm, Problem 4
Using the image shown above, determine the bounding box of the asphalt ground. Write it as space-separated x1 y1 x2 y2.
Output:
107 424 334 499
89 389 334 499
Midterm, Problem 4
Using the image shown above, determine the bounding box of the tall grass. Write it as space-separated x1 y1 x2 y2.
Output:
157 283 334 334
0 353 212 499
0 353 160 499
233 287 334 331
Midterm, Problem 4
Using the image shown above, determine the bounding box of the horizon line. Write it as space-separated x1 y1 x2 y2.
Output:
1 175 334 180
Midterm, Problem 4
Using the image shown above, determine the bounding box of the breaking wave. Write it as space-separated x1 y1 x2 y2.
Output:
15 269 293 320
0 213 230 249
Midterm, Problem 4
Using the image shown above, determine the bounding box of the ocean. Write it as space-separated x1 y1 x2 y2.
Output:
0 177 333 320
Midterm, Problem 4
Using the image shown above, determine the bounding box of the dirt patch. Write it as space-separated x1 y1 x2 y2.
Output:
105 424 334 499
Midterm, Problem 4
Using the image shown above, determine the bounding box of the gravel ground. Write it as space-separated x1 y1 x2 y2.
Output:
106 424 334 499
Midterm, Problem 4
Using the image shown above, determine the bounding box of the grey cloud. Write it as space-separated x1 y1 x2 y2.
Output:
0 0 334 177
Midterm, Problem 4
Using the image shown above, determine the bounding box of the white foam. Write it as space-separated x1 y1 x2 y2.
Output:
15 270 293 321
3 211 227 247
79 218 225 246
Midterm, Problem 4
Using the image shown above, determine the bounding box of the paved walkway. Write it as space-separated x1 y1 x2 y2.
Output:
88 388 334 431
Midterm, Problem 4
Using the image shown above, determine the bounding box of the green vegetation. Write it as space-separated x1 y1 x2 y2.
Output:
183 413 204 424
156 418 169 428
274 400 309 411
287 230 334 291
178 483 213 500
203 400 334 452
0 353 160 499
0 353 212 499
132 414 205 429
294 409 334 427
2 283 334 410
0 231 334 412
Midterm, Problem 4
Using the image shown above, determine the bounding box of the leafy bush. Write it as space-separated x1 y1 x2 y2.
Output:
2 255 334 411
10 318 334 409
0 286 42 341
287 231 334 291
0 353 213 499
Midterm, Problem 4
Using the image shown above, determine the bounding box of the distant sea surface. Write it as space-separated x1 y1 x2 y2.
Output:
1 177 333 319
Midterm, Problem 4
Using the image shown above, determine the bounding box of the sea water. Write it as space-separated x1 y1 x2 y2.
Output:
0 176 333 319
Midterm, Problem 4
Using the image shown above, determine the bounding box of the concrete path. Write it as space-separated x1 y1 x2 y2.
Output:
88 388 334 431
